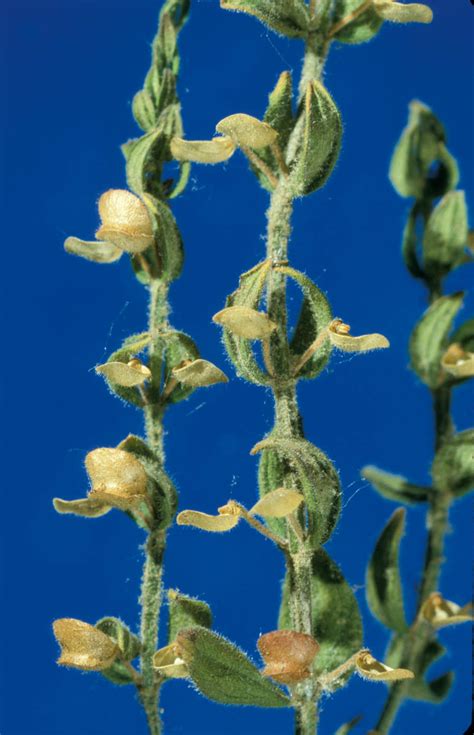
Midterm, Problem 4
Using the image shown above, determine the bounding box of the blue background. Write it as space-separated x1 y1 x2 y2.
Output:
1 1 473 734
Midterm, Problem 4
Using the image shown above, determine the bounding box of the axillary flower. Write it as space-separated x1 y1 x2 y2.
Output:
258 630 320 685
53 447 149 517
64 189 154 263
53 618 120 671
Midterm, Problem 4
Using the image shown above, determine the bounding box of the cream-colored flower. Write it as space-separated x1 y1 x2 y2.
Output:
96 358 152 387
441 343 474 379
95 189 154 253
53 447 148 517
250 488 304 518
213 306 277 340
176 508 240 532
53 618 120 671
64 237 122 264
172 359 228 387
355 650 414 681
216 114 278 149
373 0 433 24
153 643 189 678
170 136 236 163
327 319 390 352
420 592 473 629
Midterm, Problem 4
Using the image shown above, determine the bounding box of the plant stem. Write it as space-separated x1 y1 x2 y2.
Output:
138 278 171 734
139 533 165 735
375 284 454 735
264 27 329 734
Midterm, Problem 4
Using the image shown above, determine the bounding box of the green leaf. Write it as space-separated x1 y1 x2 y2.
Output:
366 508 407 633
132 90 157 132
144 195 184 282
362 465 430 504
222 260 272 385
253 435 341 547
96 617 141 686
95 617 141 660
250 71 295 190
280 266 333 379
390 101 459 200
118 434 178 526
168 590 212 644
290 80 342 197
333 0 382 44
409 639 454 703
176 627 290 707
423 191 468 277
100 661 137 686
402 203 425 279
279 549 363 680
124 129 165 196
220 0 309 38
409 292 464 388
334 716 362 735
431 429 474 498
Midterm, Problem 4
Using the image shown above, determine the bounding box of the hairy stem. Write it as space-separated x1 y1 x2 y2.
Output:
139 533 165 735
264 28 329 735
138 279 171 734
375 287 454 735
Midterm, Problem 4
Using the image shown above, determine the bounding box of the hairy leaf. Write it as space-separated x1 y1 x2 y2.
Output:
366 508 407 632
290 81 342 196
253 435 341 547
431 429 474 498
168 590 212 643
390 101 458 200
281 266 333 378
220 0 309 38
362 465 430 504
332 0 382 45
177 627 290 707
423 191 468 277
250 71 295 190
409 292 464 388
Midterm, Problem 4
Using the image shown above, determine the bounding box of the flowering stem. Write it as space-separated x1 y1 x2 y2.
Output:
374 282 455 735
138 279 171 734
264 28 330 735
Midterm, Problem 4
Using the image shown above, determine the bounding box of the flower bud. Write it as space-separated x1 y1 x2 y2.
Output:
53 618 120 671
95 189 154 254
355 650 414 681
213 306 277 340
170 136 236 163
373 1 433 24
258 630 319 684
96 359 152 387
153 643 189 678
420 592 473 628
64 237 122 264
176 509 240 532
172 359 229 387
328 319 389 352
216 114 278 149
250 488 304 518
441 343 474 379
